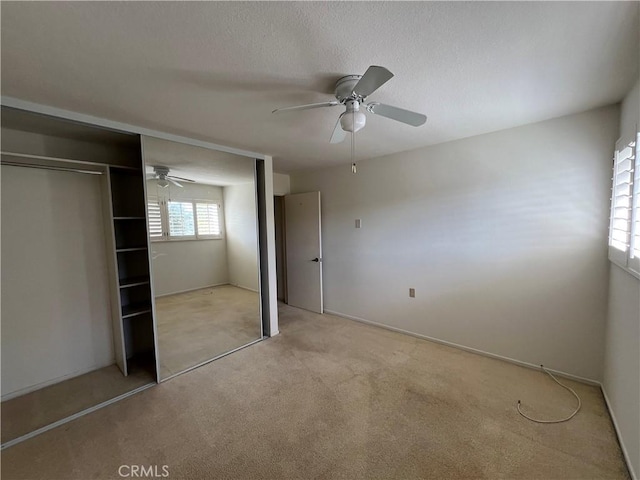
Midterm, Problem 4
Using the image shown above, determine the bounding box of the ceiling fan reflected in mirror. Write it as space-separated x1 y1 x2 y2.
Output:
272 66 427 143
147 166 195 188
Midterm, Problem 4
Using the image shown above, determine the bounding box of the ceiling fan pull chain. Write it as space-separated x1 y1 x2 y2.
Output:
351 111 357 174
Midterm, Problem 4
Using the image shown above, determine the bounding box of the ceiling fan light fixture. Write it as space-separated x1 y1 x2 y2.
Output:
340 110 366 133
272 65 426 142
157 178 170 188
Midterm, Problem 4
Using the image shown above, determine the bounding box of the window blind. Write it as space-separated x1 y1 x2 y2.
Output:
196 203 221 236
609 133 639 276
629 133 640 273
610 142 633 252
168 201 195 237
147 198 164 238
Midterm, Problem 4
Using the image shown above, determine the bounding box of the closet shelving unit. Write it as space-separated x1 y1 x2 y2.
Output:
107 165 156 376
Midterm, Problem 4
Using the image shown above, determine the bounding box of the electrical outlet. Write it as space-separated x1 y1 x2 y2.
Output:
409 288 415 298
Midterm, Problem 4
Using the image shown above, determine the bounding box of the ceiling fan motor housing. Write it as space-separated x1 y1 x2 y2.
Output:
154 166 170 177
335 75 363 103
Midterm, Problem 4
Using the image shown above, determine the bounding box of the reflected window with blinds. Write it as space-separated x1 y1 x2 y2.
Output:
147 197 164 239
147 198 223 241
609 132 640 278
196 202 222 238
168 201 195 238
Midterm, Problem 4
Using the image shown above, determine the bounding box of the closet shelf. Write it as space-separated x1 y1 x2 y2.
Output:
116 246 148 253
109 164 140 172
121 303 152 319
1 151 139 171
112 213 146 219
119 276 150 289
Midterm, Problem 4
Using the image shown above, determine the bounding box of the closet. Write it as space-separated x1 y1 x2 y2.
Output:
1 106 157 444
1 107 157 378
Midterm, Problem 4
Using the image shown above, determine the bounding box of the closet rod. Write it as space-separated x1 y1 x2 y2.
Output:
0 161 103 175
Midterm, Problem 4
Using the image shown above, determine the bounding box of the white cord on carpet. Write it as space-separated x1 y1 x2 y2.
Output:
517 365 581 424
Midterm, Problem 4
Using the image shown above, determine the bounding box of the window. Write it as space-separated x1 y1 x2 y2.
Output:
147 198 222 241
168 201 196 238
609 131 640 278
147 198 164 239
196 202 221 237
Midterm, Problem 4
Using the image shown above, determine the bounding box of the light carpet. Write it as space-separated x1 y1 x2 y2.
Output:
1 303 629 479
156 285 262 379
1 364 154 445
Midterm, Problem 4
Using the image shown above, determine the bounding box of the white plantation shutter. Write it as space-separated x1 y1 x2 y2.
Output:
610 143 633 252
196 202 221 237
609 132 640 277
147 196 224 242
629 133 640 273
168 201 195 238
147 197 164 239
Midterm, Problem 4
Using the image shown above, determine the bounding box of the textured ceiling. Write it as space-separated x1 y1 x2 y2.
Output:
143 136 255 186
1 2 638 173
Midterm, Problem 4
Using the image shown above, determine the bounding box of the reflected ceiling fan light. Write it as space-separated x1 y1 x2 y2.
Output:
157 178 170 188
340 110 366 133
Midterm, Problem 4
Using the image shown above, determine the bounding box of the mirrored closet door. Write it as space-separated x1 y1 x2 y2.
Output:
142 136 263 380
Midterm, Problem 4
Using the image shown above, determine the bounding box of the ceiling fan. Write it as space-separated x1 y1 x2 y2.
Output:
272 66 427 143
147 166 195 188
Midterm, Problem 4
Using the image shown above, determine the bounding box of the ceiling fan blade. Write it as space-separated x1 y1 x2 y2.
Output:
352 66 394 98
168 175 195 183
272 101 340 114
367 103 427 127
330 114 347 144
167 178 183 188
146 174 157 179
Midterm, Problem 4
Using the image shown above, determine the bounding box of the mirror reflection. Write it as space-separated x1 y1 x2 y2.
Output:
142 136 262 380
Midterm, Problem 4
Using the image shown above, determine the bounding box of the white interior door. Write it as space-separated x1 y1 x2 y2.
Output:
285 192 323 313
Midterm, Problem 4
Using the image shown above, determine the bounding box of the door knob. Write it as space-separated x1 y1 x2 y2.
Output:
311 257 321 262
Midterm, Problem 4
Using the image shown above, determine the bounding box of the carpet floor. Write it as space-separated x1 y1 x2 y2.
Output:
1 364 154 445
156 285 262 379
1 303 630 479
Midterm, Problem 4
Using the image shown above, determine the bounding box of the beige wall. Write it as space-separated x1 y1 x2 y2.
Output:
223 182 259 291
292 105 619 381
273 172 291 196
147 180 229 297
1 165 114 398
603 77 640 479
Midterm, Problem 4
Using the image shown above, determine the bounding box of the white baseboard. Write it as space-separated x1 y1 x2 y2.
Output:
229 283 259 293
155 282 229 298
323 309 600 386
1 359 115 401
601 385 637 480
